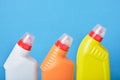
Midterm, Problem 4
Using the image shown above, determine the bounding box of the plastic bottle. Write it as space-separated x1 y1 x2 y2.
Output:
76 24 110 80
4 32 38 80
40 33 74 80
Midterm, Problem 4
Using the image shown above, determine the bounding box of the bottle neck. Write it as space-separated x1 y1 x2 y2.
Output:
12 44 30 56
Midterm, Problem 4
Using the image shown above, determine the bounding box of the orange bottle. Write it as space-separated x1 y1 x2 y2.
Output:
40 33 74 80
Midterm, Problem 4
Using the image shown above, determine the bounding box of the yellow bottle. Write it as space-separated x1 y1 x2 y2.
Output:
76 24 110 80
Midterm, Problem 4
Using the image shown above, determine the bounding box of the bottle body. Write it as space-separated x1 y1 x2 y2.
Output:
4 44 38 80
76 35 110 80
41 45 74 80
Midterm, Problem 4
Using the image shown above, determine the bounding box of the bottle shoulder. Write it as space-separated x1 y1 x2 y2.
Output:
78 35 108 52
77 35 109 60
4 54 37 70
41 57 74 72
25 56 37 63
52 57 74 69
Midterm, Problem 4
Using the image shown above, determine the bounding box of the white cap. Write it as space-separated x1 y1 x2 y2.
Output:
58 33 73 47
92 24 106 38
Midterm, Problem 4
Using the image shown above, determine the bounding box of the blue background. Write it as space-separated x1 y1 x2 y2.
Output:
0 0 120 80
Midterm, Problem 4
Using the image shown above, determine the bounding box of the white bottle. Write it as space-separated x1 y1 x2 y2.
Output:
4 32 38 80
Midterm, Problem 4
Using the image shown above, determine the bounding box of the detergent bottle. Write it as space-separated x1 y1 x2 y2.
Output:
40 33 74 80
4 32 38 80
76 24 110 80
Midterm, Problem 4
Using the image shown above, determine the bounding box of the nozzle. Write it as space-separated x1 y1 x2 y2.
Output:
89 24 106 42
18 32 35 51
55 33 73 51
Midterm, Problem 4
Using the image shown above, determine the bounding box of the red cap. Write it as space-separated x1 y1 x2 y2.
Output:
18 32 34 51
89 24 106 42
55 33 73 51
